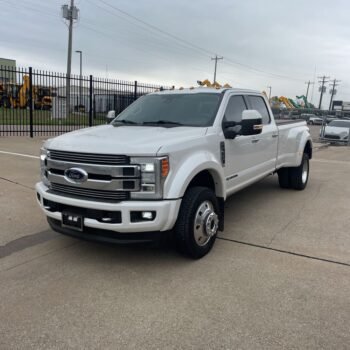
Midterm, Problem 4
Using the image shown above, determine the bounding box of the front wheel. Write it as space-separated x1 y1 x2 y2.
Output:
174 187 219 259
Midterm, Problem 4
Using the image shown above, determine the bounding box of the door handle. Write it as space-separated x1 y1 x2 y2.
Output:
272 134 278 138
251 139 260 143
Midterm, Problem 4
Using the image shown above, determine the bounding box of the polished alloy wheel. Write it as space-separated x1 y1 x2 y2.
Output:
193 200 219 247
302 158 309 184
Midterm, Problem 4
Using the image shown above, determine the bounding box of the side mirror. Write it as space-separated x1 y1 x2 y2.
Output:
222 121 242 139
241 110 263 136
106 110 116 122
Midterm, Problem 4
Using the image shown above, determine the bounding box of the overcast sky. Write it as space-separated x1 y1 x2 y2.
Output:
2 0 350 107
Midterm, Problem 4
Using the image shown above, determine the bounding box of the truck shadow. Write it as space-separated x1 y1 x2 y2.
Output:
57 175 283 262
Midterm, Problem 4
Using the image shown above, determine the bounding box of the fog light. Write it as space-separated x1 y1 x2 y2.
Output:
142 211 154 220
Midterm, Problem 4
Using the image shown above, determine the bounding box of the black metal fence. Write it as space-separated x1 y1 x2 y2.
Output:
0 66 170 137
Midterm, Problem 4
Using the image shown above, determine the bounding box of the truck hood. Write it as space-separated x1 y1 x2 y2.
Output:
45 124 208 156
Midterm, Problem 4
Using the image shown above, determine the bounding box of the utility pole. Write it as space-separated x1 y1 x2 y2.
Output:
318 75 330 110
62 1 79 116
267 86 272 100
328 79 340 111
211 55 223 84
75 50 82 107
305 80 314 100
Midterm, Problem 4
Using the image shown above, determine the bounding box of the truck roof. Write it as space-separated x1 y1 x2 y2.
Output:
152 87 261 95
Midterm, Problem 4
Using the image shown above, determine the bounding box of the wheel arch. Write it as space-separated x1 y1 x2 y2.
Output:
178 168 225 232
304 140 312 159
164 153 226 200
187 169 224 198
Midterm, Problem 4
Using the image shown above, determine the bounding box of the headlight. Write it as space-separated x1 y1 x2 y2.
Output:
40 147 50 187
130 156 169 199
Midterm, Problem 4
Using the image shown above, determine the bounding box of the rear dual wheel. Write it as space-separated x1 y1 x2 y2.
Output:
278 153 309 190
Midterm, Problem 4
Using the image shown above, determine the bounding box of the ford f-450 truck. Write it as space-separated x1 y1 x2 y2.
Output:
36 88 312 258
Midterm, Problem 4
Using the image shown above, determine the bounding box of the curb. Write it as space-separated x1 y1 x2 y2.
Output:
313 142 330 151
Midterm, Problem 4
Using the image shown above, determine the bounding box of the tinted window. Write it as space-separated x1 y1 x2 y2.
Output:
248 96 271 124
112 93 221 127
329 120 350 128
224 95 247 123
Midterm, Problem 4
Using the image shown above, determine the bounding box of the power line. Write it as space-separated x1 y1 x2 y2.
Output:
84 0 213 62
96 0 215 57
93 0 307 82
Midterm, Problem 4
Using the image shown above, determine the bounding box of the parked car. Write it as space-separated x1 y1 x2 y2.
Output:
308 116 323 125
300 113 316 122
36 88 312 259
325 115 337 124
321 119 350 142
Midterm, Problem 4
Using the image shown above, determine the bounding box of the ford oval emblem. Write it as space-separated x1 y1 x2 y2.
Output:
64 168 88 184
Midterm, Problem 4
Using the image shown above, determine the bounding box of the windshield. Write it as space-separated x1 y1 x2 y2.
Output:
328 120 350 128
112 93 222 127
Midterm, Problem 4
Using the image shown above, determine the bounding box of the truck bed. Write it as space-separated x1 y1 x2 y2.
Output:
275 119 309 169
275 119 305 126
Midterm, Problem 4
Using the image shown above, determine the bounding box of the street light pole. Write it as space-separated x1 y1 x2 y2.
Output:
75 50 82 107
267 86 272 100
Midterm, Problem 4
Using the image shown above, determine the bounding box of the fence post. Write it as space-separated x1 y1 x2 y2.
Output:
89 75 93 127
29 67 34 138
134 81 137 101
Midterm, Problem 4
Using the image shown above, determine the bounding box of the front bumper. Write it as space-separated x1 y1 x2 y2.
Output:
36 182 181 241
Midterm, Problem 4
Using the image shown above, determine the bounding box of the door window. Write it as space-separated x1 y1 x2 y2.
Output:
223 95 247 123
247 96 271 124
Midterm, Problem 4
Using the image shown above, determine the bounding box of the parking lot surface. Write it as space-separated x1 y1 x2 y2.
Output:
0 136 349 349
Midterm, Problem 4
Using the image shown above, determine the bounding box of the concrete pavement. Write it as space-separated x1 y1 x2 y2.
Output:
0 137 349 349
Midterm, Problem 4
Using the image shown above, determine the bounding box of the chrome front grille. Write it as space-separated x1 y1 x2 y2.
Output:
49 150 129 165
50 183 129 202
46 150 140 202
324 134 340 140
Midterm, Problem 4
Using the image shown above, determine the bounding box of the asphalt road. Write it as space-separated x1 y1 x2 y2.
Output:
0 138 349 349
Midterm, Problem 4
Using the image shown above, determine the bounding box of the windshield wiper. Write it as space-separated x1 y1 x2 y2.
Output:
113 119 138 125
142 120 184 126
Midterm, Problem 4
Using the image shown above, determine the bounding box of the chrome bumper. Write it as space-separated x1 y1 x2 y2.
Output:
36 182 181 233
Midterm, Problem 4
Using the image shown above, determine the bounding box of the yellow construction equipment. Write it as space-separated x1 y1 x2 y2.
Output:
34 86 53 110
197 79 232 89
279 96 294 109
0 75 53 110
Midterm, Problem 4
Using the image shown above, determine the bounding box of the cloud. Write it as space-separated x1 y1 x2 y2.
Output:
1 0 349 106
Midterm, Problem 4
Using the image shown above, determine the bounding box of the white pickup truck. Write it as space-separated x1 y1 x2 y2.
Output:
36 88 312 258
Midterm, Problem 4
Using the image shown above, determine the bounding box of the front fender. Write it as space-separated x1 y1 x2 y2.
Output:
164 153 225 199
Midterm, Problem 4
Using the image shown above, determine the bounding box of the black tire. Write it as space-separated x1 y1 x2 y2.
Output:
289 153 309 190
174 186 219 259
277 168 291 188
2 97 10 108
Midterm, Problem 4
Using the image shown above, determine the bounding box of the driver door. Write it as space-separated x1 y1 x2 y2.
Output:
223 95 259 195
